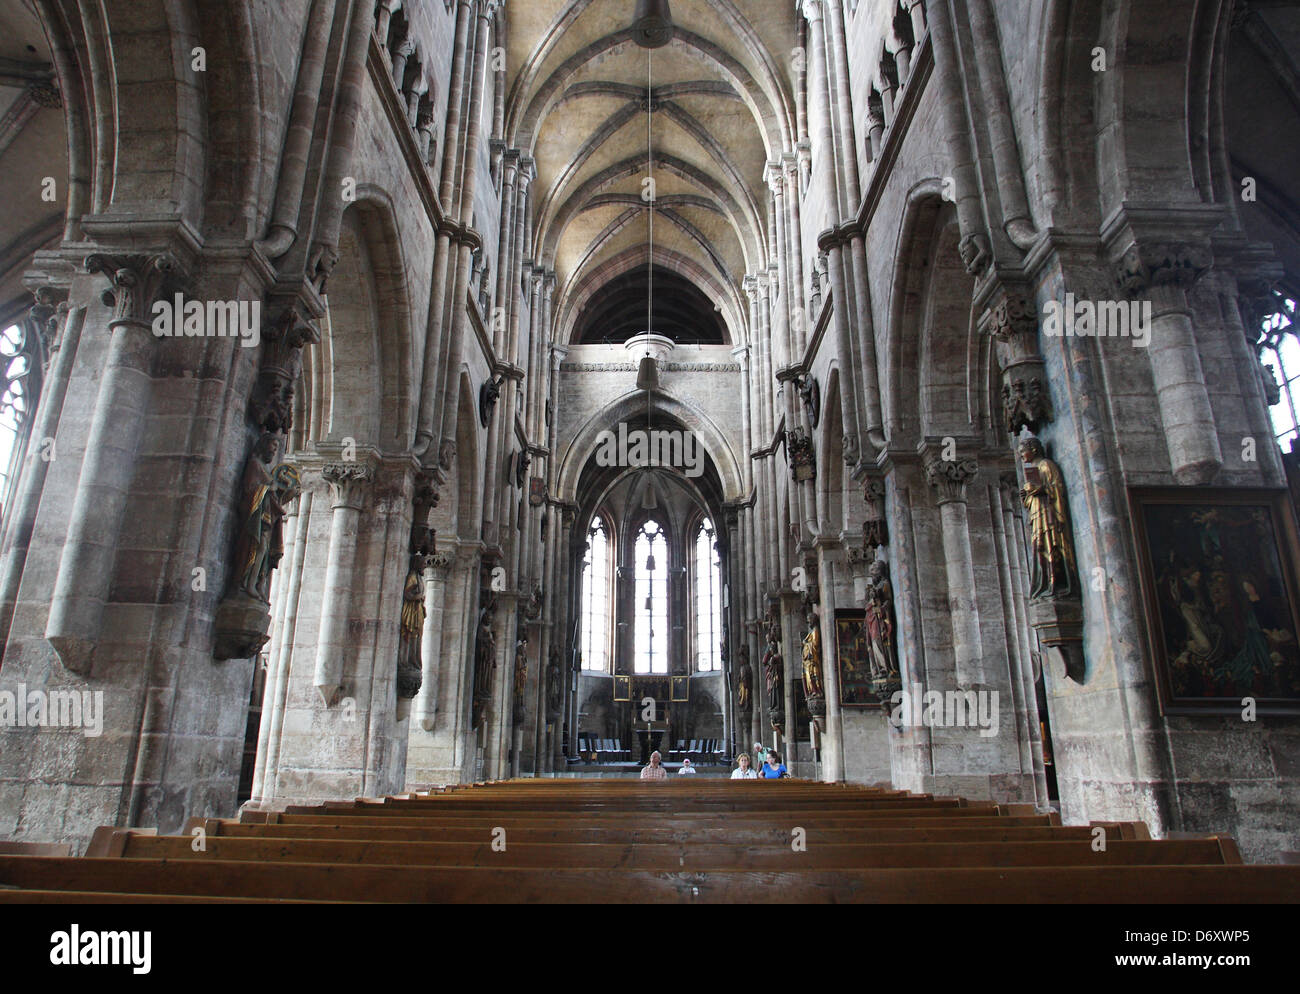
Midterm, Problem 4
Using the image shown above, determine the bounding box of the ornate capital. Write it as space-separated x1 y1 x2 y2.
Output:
925 457 979 505
983 287 1037 342
84 252 185 329
1114 241 1212 295
322 463 375 509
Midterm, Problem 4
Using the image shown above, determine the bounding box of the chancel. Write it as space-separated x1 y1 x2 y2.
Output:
0 0 1297 904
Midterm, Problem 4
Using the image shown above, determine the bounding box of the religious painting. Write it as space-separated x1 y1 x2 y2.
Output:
834 609 874 707
1130 488 1300 715
613 675 631 701
671 675 688 702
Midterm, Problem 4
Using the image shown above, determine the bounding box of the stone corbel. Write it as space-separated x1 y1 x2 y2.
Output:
980 281 1053 436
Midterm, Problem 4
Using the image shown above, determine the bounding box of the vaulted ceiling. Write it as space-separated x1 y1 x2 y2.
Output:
504 0 799 345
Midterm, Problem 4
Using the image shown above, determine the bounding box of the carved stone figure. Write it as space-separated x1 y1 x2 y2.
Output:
546 646 562 719
864 559 901 705
801 604 825 718
471 600 496 728
761 610 784 731
232 432 300 602
736 643 752 713
396 556 425 701
512 634 528 725
1019 436 1078 599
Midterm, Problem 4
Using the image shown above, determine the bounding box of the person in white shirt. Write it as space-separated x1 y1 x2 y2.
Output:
678 758 697 775
730 753 758 779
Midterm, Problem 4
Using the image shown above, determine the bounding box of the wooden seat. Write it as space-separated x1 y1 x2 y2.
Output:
3 779 1293 903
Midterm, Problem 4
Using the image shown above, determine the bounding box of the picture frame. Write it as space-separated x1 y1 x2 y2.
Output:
670 675 688 702
834 609 874 707
1128 487 1300 715
612 675 631 702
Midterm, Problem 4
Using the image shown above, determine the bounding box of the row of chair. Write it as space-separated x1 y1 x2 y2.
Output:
576 736 630 761
668 739 725 763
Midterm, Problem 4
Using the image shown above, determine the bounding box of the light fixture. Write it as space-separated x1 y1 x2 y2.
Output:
631 0 673 48
636 354 659 390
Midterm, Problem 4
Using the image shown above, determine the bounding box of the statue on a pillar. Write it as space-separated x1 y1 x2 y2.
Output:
801 602 825 718
232 432 300 602
864 559 902 707
736 643 752 714
512 633 529 726
762 609 784 733
471 598 496 729
546 645 562 721
1019 436 1078 599
396 555 425 701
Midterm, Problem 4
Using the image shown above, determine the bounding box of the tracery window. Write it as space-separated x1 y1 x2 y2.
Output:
694 516 722 672
0 322 38 517
633 518 667 675
1258 292 1300 449
581 517 611 672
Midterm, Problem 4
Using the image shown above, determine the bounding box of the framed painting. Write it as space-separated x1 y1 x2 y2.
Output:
612 675 631 702
670 675 689 702
834 609 874 707
1129 487 1300 715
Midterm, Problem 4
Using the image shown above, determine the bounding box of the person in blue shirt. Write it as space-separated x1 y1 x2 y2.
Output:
759 750 788 778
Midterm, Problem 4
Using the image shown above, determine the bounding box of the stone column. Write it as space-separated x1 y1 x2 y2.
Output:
1115 241 1222 484
0 275 77 660
313 460 375 705
923 450 984 687
814 538 844 781
44 252 183 673
252 487 313 802
416 551 454 731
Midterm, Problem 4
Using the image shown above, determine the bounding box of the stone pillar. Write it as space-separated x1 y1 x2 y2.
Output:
1114 240 1222 484
44 252 184 673
0 274 77 660
313 460 375 705
923 450 984 687
416 551 454 731
814 538 844 781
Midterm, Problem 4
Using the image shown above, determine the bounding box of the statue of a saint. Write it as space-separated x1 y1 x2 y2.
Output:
233 432 300 602
801 606 824 697
864 559 901 701
473 603 496 698
396 556 425 699
736 643 752 712
1019 436 1078 599
546 646 562 718
514 637 528 700
763 631 783 705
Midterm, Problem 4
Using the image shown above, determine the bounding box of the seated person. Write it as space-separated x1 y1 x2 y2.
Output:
678 758 698 775
730 753 758 779
759 750 788 779
640 750 668 780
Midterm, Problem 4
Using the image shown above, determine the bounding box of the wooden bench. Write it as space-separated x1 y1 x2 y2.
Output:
3 779 1291 903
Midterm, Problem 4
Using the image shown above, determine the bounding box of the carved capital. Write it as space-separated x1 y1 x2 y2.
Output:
322 463 375 509
1114 241 1212 295
84 252 185 328
983 287 1037 342
925 458 979 505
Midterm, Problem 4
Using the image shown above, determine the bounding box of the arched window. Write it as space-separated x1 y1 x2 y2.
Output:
1260 292 1300 449
634 518 667 674
581 517 610 671
694 517 722 672
0 322 38 517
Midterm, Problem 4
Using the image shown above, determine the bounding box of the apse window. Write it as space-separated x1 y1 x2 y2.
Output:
634 518 668 675
581 517 611 672
694 517 722 672
1259 292 1300 449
